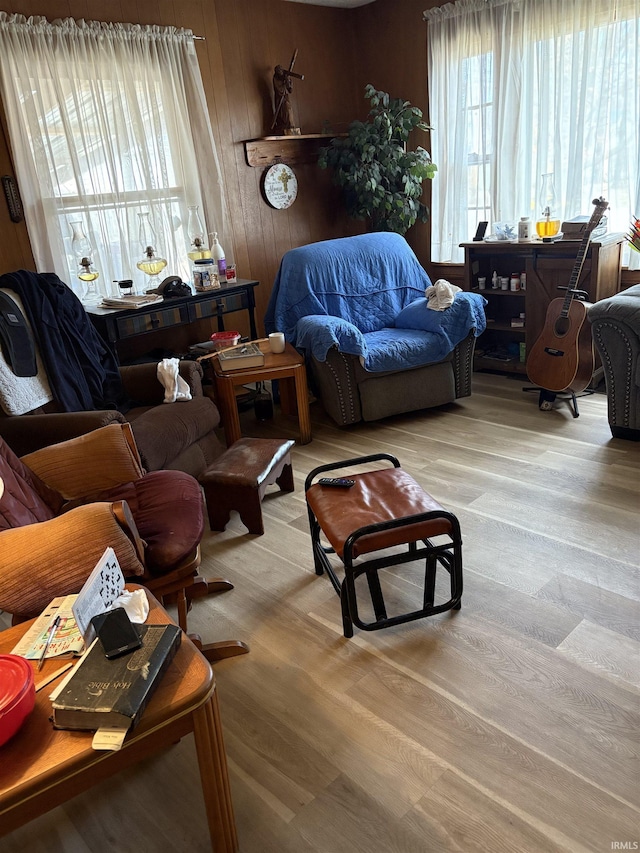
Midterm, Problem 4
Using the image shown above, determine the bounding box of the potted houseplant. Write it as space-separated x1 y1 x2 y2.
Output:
318 85 437 235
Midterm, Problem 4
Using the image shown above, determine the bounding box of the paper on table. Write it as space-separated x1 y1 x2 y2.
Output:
11 595 84 660
92 728 128 751
72 546 126 644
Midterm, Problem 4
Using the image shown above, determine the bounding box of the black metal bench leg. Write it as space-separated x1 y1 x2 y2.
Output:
423 554 436 608
307 507 325 576
446 541 463 608
340 582 354 638
365 568 388 622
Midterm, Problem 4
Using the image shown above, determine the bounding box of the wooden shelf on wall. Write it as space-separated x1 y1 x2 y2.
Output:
243 134 340 168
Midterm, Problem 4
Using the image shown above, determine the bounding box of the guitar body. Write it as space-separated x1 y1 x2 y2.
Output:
527 298 595 393
526 196 608 401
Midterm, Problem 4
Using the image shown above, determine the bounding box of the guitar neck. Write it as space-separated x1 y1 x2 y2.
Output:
560 197 608 316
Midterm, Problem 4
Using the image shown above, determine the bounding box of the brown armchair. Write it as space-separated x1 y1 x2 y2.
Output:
0 272 224 477
0 359 224 478
0 423 247 662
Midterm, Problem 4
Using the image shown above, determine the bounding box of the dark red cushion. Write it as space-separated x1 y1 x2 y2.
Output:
0 437 64 530
97 470 204 575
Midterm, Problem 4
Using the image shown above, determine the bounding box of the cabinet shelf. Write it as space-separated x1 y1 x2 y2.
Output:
472 287 524 297
462 235 624 375
485 322 526 333
474 356 527 374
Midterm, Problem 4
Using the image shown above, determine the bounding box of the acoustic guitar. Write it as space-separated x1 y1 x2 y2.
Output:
526 196 609 395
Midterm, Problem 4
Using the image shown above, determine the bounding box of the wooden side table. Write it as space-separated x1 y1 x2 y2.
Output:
0 587 238 853
211 340 312 446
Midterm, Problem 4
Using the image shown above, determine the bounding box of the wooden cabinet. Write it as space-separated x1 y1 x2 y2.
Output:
461 235 624 374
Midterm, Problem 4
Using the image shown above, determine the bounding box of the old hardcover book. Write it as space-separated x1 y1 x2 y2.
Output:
217 342 265 370
51 624 181 732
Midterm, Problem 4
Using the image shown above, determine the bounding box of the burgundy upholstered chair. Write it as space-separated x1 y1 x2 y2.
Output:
0 423 247 661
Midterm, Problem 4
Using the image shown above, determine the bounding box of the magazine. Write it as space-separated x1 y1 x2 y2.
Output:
100 295 164 310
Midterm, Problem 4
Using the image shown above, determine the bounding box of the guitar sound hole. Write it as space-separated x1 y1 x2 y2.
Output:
554 316 571 337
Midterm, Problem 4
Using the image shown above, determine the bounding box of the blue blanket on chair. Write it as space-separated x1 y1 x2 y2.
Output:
264 233 486 372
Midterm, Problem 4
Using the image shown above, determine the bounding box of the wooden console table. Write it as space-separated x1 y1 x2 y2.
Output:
87 279 259 363
0 587 238 852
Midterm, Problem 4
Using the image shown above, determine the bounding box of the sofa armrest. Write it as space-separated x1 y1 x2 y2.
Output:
310 349 363 426
451 331 477 398
0 410 126 457
294 315 366 362
21 423 144 500
588 286 640 435
0 502 144 619
119 360 204 403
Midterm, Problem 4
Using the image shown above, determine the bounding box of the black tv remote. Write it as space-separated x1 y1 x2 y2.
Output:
318 477 355 488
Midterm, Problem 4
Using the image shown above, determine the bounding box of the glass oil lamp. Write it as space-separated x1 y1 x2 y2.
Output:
535 173 561 239
70 220 101 304
187 204 211 261
136 211 167 290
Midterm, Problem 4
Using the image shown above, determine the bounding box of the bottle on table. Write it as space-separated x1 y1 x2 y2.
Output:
210 232 226 280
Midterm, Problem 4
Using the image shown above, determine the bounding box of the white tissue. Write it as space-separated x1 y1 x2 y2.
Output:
157 357 192 403
112 589 149 624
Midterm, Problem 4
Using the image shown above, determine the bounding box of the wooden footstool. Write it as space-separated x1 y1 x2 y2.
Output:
200 437 295 534
305 452 463 638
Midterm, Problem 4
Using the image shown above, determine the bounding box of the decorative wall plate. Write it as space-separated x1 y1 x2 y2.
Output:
262 163 298 209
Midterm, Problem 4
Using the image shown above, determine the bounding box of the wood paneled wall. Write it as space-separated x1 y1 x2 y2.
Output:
0 0 368 335
354 0 435 272
1 0 634 332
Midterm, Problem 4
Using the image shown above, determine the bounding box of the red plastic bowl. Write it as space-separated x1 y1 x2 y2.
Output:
210 330 241 351
0 654 36 747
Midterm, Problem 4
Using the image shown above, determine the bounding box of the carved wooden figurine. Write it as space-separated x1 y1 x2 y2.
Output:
272 50 304 135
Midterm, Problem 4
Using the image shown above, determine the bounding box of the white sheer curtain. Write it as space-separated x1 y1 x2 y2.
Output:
424 0 640 268
0 13 227 297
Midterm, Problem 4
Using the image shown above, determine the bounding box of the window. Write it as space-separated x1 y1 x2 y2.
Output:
0 14 227 298
425 0 640 267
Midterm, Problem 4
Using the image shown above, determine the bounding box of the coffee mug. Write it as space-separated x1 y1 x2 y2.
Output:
268 332 286 354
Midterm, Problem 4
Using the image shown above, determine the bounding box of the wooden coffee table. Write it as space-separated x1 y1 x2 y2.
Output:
0 587 238 852
211 340 312 446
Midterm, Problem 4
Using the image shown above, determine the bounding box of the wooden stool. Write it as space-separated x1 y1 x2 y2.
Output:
200 437 295 534
305 453 463 638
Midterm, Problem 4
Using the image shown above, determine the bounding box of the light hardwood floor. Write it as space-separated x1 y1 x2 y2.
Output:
2 373 638 853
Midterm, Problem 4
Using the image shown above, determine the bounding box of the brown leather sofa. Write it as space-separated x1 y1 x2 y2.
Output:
0 270 225 476
0 359 225 477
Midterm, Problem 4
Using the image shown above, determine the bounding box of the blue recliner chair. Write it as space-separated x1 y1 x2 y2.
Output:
265 233 486 426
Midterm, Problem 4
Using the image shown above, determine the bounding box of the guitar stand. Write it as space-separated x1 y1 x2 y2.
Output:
522 386 594 418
